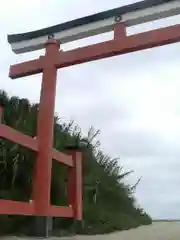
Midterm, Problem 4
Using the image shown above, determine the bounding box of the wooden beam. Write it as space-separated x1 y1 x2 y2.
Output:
0 200 34 215
0 124 38 151
52 149 73 167
8 24 180 79
48 205 73 217
55 24 180 69
0 124 73 166
9 57 44 79
0 201 73 217
67 151 83 220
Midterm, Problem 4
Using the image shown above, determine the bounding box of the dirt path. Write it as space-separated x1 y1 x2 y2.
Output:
3 222 180 239
74 222 180 240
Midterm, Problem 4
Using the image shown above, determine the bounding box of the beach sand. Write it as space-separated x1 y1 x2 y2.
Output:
2 222 180 240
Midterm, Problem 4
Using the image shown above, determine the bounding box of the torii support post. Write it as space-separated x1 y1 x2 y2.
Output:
33 40 59 216
32 40 59 237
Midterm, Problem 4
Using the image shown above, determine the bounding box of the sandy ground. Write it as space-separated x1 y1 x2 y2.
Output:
75 222 180 240
2 222 180 240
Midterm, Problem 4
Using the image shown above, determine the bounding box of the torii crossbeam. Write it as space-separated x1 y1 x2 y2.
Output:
1 0 180 220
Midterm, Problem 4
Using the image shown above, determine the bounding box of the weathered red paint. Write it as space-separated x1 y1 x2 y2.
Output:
74 152 83 220
67 151 83 220
0 200 74 217
114 23 126 40
52 149 73 167
9 58 43 79
55 24 180 68
32 40 60 216
9 24 180 79
0 124 73 166
0 124 38 151
48 205 73 217
0 200 34 215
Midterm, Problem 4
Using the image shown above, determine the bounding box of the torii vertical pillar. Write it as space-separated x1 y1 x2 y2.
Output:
33 40 60 216
32 40 59 237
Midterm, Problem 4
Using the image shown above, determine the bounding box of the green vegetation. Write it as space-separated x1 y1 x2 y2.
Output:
0 90 152 236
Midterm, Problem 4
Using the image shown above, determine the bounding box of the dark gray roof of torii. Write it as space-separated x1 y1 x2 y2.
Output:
7 0 173 44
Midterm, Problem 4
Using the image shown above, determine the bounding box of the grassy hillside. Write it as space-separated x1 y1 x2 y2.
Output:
0 90 152 236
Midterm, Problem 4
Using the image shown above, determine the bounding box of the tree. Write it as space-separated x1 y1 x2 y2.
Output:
0 90 152 236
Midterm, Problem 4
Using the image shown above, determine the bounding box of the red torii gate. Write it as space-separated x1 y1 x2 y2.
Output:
1 0 180 226
0 41 83 220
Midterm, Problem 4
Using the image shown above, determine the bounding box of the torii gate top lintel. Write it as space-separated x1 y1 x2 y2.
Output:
8 0 180 54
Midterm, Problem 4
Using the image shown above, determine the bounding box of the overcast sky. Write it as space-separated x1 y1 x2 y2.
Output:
1 0 180 219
